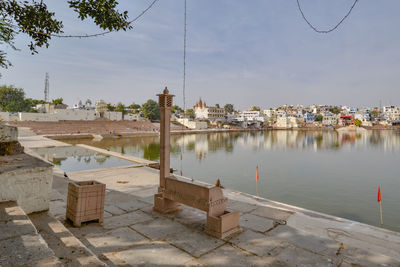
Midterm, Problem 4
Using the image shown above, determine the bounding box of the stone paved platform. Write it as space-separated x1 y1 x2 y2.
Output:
47 166 400 267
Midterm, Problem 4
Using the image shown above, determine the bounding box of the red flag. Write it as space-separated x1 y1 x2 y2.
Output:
180 152 183 161
377 186 381 202
256 165 259 181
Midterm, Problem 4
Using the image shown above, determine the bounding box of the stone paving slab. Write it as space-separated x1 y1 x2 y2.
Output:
250 205 294 222
200 243 284 267
229 229 286 258
266 225 340 258
165 227 225 257
86 227 148 253
104 241 195 266
226 199 258 214
115 199 152 212
130 217 188 240
103 210 153 229
104 205 126 215
273 245 335 266
240 213 275 233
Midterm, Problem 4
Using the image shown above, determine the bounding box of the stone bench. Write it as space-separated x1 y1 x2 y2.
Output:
154 176 240 239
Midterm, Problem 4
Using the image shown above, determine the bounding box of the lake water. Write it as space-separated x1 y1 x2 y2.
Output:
63 130 400 232
32 146 132 172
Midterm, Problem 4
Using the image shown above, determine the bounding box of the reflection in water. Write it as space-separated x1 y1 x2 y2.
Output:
33 146 132 172
62 130 400 232
64 130 400 161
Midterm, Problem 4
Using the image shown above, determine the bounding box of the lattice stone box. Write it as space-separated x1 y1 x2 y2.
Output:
66 181 105 227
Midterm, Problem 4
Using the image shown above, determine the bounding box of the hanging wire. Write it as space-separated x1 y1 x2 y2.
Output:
18 0 159 38
182 0 187 116
296 0 359 33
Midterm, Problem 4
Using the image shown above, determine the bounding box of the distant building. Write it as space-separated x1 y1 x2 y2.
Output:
194 98 225 122
322 113 338 126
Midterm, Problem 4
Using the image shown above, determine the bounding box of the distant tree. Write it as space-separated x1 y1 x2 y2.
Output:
25 98 46 112
52 98 63 105
78 100 83 107
116 102 126 114
315 114 323 122
142 99 160 120
106 103 115 111
370 110 380 119
215 104 220 108
172 105 182 114
185 108 195 119
329 106 341 114
250 106 261 111
0 85 29 112
224 104 234 113
355 119 362 127
129 103 141 109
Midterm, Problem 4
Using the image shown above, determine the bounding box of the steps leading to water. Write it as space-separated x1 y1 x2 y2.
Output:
0 201 62 266
0 201 106 266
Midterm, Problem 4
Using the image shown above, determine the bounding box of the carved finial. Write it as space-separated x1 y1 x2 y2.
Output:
215 178 223 188
163 87 169 94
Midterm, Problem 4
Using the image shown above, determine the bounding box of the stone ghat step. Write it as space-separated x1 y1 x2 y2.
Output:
29 211 107 266
0 201 62 266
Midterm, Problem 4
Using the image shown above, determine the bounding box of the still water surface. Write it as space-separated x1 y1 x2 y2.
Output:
63 130 400 232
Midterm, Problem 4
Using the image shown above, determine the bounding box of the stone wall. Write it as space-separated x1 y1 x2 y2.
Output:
0 154 53 214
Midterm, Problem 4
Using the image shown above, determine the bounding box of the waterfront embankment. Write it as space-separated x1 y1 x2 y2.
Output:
16 126 400 266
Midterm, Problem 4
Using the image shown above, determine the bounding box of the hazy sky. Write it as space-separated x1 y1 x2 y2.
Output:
1 0 399 110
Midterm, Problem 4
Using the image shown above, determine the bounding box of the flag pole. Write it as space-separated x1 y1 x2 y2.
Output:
256 165 259 197
378 186 383 226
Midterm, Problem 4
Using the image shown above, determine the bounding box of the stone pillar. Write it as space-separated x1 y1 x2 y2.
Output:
153 87 181 213
157 87 174 189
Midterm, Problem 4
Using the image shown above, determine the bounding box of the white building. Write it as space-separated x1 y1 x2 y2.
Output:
383 106 400 122
194 98 225 122
322 113 338 126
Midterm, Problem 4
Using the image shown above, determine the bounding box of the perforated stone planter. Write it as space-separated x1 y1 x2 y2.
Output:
66 181 105 227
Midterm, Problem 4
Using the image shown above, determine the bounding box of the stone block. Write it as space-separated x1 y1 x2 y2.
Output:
104 241 194 266
0 125 18 143
0 153 53 214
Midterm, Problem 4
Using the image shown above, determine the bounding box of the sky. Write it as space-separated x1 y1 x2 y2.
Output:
1 0 400 110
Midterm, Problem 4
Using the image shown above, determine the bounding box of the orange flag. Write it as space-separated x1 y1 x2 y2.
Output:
180 152 183 161
256 165 259 181
377 186 381 202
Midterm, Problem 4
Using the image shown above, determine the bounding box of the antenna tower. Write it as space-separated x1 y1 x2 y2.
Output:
44 73 49 102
